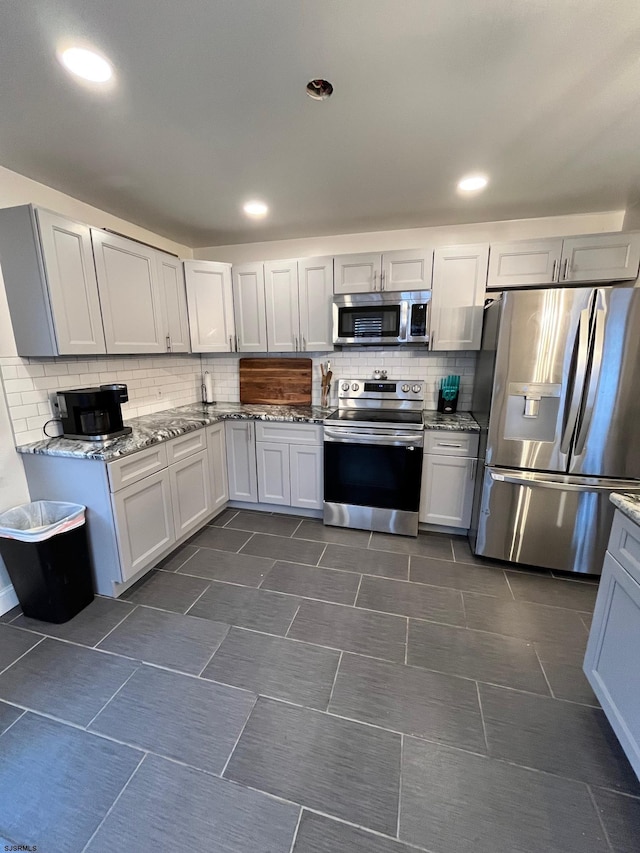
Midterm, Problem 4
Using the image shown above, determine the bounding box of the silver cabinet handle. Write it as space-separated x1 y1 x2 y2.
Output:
562 258 570 280
430 331 436 350
294 336 299 351
470 458 477 480
380 271 385 290
551 259 558 282
373 271 378 290
302 336 306 350
166 335 171 352
235 335 239 351
438 442 463 448
229 335 233 352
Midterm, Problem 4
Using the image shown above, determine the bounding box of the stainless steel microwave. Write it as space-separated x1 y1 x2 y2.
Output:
333 290 431 346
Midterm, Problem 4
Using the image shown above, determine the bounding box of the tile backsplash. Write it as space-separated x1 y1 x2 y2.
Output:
202 349 476 410
0 353 203 444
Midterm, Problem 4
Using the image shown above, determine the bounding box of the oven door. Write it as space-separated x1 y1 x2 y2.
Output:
324 427 423 512
333 301 406 345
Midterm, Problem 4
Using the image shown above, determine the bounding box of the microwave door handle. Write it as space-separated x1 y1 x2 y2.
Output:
574 305 605 455
560 308 590 454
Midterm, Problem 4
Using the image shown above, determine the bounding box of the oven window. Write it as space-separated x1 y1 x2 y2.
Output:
324 441 422 511
338 305 400 338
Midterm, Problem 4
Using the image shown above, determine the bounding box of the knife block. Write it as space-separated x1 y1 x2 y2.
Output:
437 390 458 414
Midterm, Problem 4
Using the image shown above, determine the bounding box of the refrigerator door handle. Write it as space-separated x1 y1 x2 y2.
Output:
560 308 591 454
489 469 638 492
574 305 606 455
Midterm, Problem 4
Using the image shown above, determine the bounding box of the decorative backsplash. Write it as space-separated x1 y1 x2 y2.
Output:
202 349 476 410
0 353 203 445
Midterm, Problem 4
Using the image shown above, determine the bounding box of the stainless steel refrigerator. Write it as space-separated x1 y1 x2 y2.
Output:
470 285 640 575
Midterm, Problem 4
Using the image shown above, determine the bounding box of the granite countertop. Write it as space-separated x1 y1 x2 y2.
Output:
15 402 332 462
610 493 640 526
422 411 479 432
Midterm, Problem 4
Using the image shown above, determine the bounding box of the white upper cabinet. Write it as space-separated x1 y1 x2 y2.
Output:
382 249 433 291
157 252 190 352
430 244 489 351
487 239 563 289
560 233 640 283
334 250 432 293
184 260 235 353
334 253 382 293
298 257 334 351
487 232 640 288
264 260 299 352
92 229 165 354
0 205 106 356
232 262 268 352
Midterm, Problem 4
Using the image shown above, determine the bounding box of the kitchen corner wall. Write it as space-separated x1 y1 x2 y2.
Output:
202 349 476 410
0 353 203 445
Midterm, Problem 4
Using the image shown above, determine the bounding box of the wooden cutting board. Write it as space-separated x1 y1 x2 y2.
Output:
239 358 312 405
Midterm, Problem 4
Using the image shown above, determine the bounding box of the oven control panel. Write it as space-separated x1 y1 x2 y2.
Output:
338 379 424 403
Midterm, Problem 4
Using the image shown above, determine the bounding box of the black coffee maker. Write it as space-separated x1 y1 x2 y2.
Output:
56 384 133 441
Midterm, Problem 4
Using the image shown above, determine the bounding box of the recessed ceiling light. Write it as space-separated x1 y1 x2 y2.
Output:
457 174 489 192
243 200 269 218
59 47 113 83
306 79 333 101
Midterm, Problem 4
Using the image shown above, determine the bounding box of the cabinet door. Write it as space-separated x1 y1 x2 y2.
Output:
92 230 165 354
36 210 106 355
232 263 268 351
290 444 323 510
561 233 640 283
264 260 299 352
111 469 175 581
430 244 489 351
487 239 563 289
184 260 234 353
257 441 291 505
298 257 334 352
583 552 640 778
419 454 475 528
334 253 382 293
225 421 258 502
207 422 229 512
157 252 190 352
382 249 433 291
169 449 212 539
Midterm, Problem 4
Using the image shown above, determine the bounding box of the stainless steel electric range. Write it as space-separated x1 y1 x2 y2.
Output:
323 379 424 536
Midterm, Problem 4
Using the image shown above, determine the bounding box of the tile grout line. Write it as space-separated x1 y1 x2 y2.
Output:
475 681 489 754
404 618 409 665
197 628 231 677
533 646 556 699
286 808 304 853
219 694 259 779
171 547 200 573
80 752 147 853
0 634 45 678
290 518 304 538
183 580 214 616
503 570 517 601
396 732 404 839
315 543 329 567
325 651 343 711
84 663 143 731
586 784 616 853
353 572 364 606
0 707 27 738
91 604 140 649
284 603 302 638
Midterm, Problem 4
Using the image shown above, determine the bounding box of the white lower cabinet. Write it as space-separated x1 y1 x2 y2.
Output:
257 442 291 505
207 422 229 512
419 431 478 529
290 444 323 510
226 421 258 502
111 469 176 582
169 449 212 538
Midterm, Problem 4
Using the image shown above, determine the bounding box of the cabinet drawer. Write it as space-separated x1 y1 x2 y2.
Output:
166 428 207 464
423 431 479 457
255 421 323 445
107 443 168 492
608 511 640 585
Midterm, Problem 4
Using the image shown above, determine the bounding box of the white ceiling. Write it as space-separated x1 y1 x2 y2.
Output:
1 0 639 247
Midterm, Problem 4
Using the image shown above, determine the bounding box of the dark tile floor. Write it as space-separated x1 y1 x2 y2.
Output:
1 508 639 852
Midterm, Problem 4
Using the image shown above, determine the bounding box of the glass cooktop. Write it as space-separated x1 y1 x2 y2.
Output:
325 409 423 426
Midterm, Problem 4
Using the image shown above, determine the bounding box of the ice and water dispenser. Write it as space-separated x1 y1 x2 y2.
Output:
503 382 561 441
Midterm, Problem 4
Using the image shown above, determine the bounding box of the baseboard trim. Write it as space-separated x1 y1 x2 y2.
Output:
0 583 18 615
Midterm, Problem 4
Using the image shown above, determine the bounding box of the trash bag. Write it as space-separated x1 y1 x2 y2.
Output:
0 501 85 543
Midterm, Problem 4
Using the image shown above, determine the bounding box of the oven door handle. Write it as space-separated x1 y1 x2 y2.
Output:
324 427 424 447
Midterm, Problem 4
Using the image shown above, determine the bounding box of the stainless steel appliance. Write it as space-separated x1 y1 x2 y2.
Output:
470 286 640 574
56 384 132 441
333 291 431 346
323 379 425 536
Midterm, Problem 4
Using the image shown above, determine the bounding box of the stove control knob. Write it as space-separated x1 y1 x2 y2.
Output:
412 384 421 393
341 382 350 391
401 384 410 392
351 382 360 391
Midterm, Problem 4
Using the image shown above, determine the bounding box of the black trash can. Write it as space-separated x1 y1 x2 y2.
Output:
0 502 94 623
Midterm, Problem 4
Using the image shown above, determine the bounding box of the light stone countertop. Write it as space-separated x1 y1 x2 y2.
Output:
422 411 479 432
610 493 640 527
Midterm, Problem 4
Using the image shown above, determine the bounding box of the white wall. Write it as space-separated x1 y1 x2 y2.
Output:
194 210 624 263
0 166 196 613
